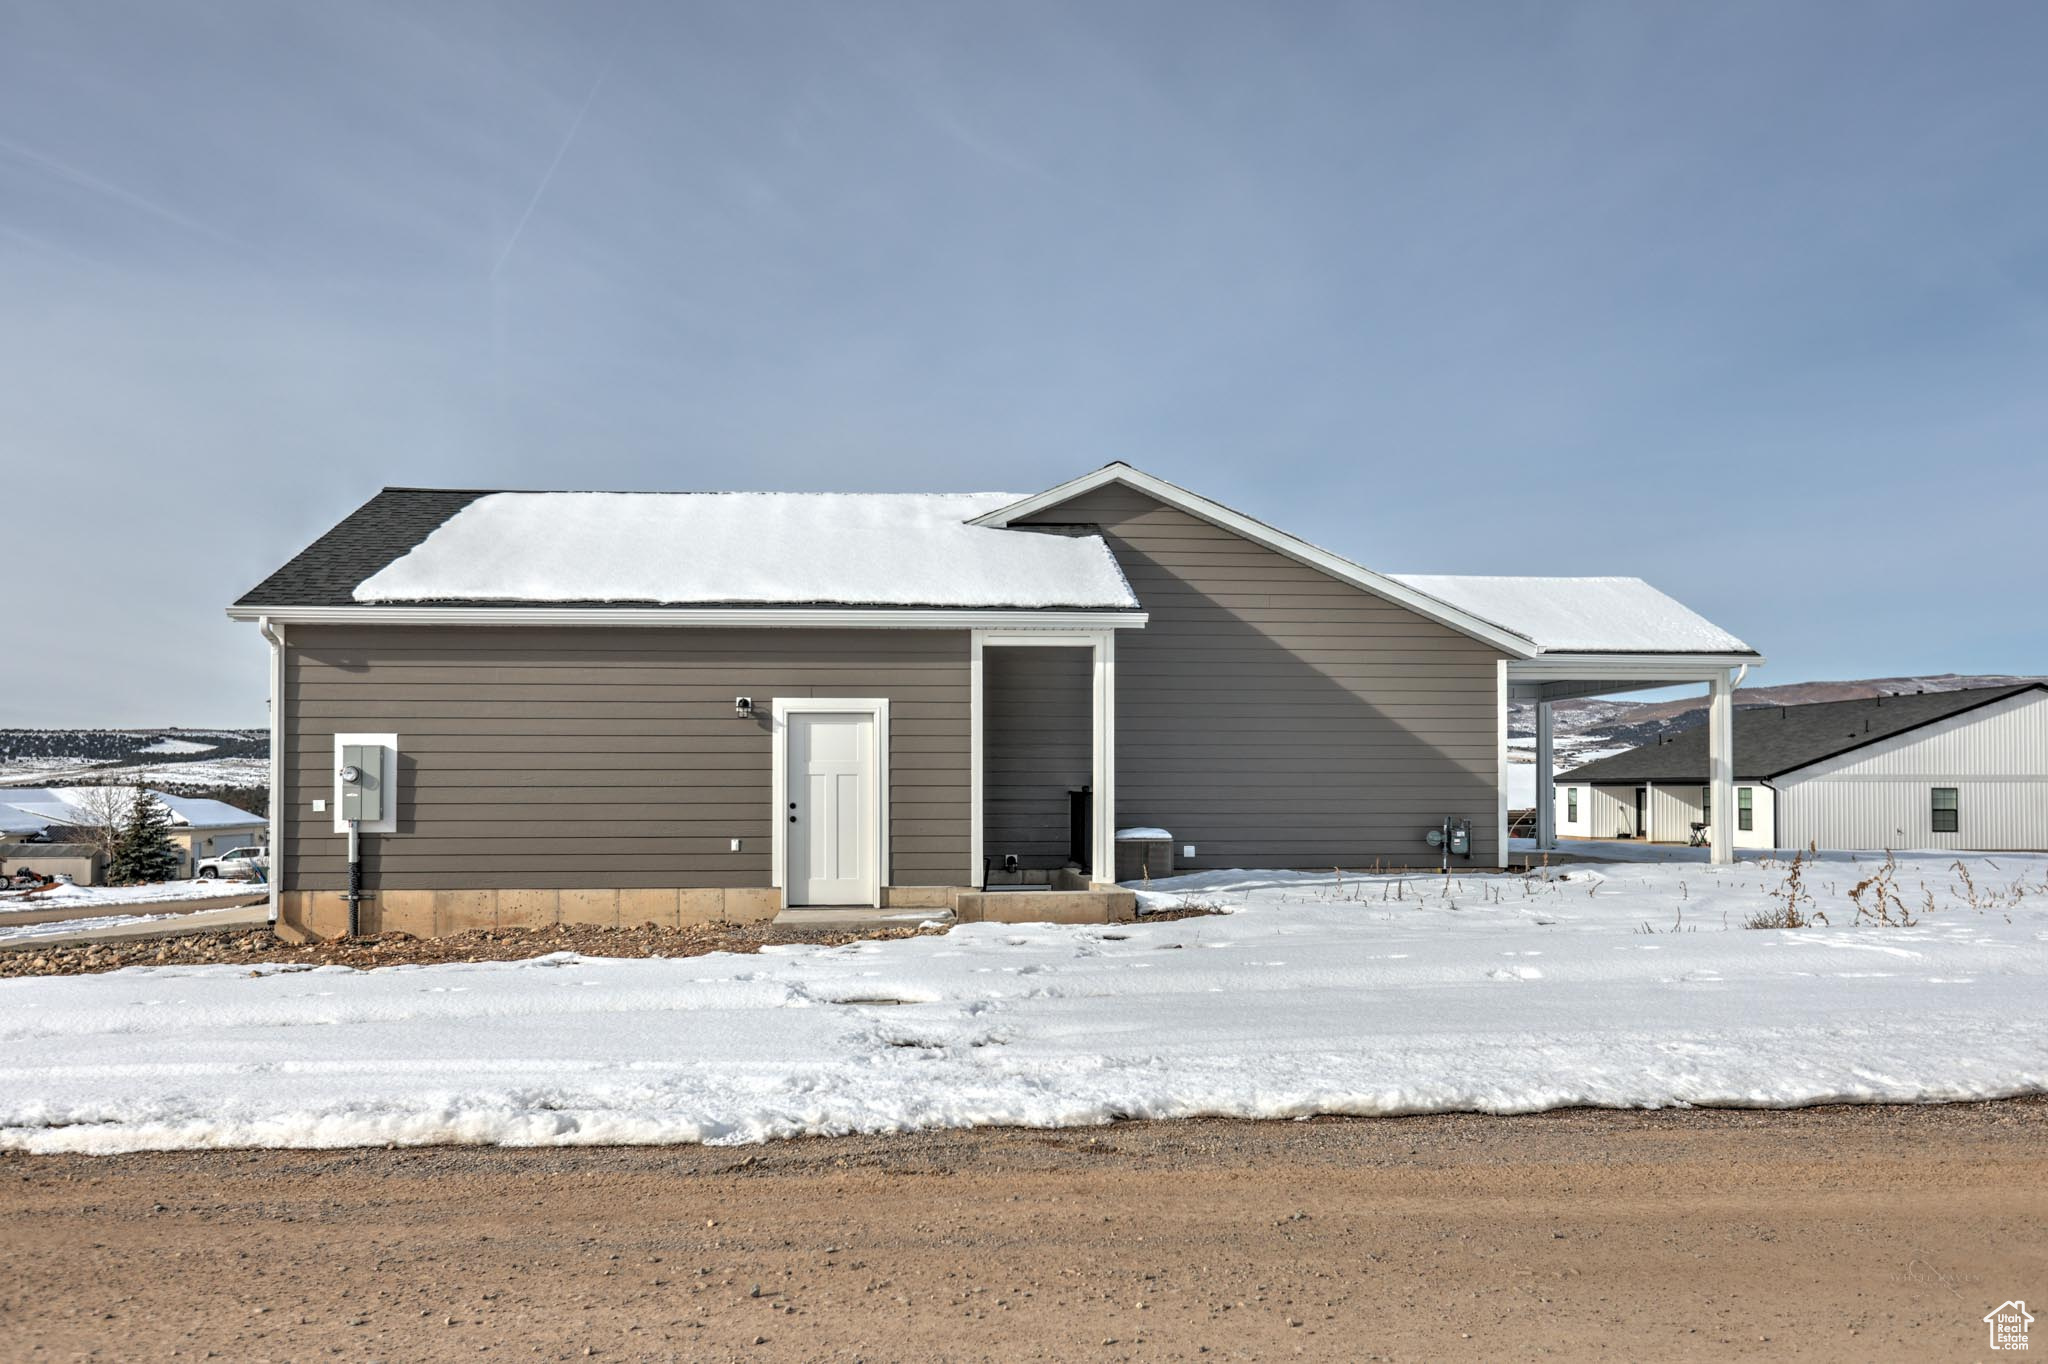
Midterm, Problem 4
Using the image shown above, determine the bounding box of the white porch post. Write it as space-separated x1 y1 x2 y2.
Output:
1534 699 1556 851
1091 631 1116 884
968 630 985 889
1708 668 1735 866
1495 660 1510 869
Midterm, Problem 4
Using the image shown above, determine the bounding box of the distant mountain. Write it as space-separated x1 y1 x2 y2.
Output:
1509 674 2045 762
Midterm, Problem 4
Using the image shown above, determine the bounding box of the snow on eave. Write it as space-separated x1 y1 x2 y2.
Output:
353 492 1141 610
1389 575 1753 656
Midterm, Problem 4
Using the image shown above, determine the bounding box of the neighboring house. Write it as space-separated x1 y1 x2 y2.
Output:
1553 683 2048 851
0 787 267 880
0 843 105 886
228 463 1759 940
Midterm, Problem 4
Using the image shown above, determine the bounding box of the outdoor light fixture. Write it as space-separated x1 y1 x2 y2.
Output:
734 696 754 719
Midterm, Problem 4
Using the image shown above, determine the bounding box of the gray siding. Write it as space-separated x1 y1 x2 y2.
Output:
982 645 1093 870
1019 485 1505 869
283 626 970 891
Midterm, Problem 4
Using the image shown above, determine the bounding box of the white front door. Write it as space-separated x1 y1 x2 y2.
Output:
787 711 876 905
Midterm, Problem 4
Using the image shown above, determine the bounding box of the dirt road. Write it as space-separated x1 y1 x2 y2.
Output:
4 1101 2042 1361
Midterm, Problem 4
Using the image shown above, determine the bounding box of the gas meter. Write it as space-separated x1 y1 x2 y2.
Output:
1424 816 1473 872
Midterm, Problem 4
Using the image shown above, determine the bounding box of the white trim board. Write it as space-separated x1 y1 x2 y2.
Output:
330 732 399 835
228 605 1149 631
770 697 889 909
1495 661 1510 870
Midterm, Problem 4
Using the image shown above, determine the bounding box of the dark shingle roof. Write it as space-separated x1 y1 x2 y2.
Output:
0 844 101 860
233 487 1140 612
234 489 490 607
1557 683 2047 785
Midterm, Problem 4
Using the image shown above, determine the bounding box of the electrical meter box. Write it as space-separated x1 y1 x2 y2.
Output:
340 743 385 823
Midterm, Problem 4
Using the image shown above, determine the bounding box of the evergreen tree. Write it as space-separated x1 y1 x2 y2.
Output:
108 791 182 884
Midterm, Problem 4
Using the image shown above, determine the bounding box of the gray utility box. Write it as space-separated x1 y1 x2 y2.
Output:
340 743 386 823
1114 835 1175 883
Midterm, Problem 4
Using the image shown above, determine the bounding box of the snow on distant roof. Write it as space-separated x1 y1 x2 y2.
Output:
0 803 48 834
1388 576 1752 655
0 788 262 830
154 793 266 828
354 492 1140 609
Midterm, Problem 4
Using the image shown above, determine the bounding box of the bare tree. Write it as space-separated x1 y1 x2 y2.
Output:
46 782 136 873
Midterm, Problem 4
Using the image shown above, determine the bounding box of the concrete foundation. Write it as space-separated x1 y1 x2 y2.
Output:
277 881 1140 940
275 885 785 943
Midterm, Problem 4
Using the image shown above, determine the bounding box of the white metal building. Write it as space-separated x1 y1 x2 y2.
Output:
1551 683 2047 853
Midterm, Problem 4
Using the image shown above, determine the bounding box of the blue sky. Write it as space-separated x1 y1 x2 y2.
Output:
3 1 2044 725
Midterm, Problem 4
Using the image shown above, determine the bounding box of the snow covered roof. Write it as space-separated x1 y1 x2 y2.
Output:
234 470 1757 664
1389 576 1754 656
155 793 269 828
352 492 1139 609
0 804 48 835
0 787 264 830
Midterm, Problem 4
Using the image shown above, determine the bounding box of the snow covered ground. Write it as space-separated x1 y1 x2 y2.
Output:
0 879 263 943
2 851 2044 1154
0 911 183 944
1503 742 1630 809
0 877 261 915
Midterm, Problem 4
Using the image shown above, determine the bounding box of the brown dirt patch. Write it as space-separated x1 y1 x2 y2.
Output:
3 1100 2042 1361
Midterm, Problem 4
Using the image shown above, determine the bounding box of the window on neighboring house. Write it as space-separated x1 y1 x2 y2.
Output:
1931 787 1960 834
1737 787 1754 832
1567 787 1579 822
1700 786 1711 821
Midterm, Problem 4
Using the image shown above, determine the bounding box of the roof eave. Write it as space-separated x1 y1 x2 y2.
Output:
227 604 1152 630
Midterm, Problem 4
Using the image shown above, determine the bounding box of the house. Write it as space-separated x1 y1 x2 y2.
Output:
1551 683 2048 851
0 843 106 886
0 787 267 882
227 464 1759 939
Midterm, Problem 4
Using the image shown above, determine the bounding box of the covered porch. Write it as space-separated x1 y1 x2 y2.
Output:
968 627 1123 891
1506 655 1755 866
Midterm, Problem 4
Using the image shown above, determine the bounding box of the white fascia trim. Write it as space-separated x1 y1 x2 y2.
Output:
770 697 889 909
1507 653 1766 682
971 463 1540 659
228 605 1148 630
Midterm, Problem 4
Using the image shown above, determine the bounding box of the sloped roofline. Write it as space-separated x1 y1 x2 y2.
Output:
1555 682 2048 785
1756 680 2047 780
973 463 1546 658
